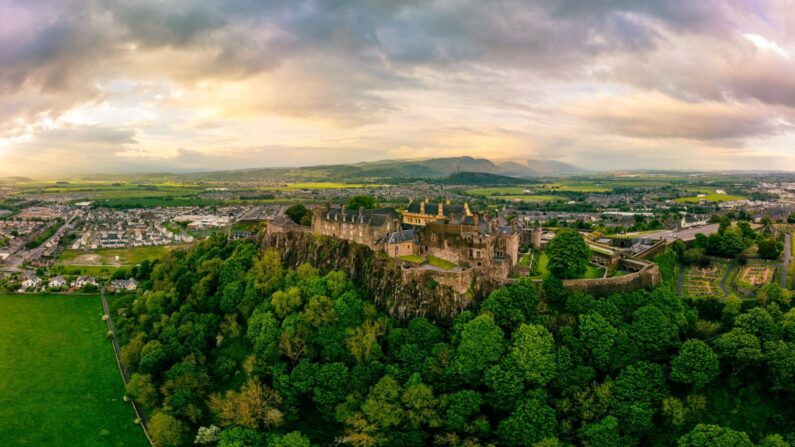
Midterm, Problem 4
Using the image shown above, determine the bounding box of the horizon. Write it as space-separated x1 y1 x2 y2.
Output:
4 1 795 175
6 155 795 182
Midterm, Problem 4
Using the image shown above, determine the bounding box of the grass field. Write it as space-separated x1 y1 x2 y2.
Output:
675 194 746 203
582 265 606 279
426 255 457 270
531 252 550 277
527 251 603 279
466 186 532 196
58 244 184 266
539 182 611 192
398 254 426 264
0 294 148 447
50 265 121 278
492 195 562 202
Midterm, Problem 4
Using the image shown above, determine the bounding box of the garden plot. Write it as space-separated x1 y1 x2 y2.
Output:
734 261 776 294
684 263 727 298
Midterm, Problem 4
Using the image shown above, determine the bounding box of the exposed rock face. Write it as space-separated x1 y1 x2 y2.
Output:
258 231 662 321
258 231 501 322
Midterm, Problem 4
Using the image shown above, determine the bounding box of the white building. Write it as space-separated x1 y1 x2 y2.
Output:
48 275 67 288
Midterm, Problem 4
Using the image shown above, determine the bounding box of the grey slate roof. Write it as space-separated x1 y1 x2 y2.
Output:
386 228 417 244
406 202 466 216
325 207 398 227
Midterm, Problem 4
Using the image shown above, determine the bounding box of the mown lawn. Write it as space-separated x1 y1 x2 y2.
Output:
532 252 550 277
398 254 426 264
426 255 457 270
0 294 148 447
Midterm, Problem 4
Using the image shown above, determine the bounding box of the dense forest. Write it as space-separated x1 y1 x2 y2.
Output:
113 234 795 446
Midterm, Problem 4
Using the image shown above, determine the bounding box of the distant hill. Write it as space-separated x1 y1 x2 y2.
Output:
181 156 583 182
435 171 528 185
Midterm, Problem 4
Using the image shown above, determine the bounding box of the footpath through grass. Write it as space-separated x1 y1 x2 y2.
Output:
0 294 148 447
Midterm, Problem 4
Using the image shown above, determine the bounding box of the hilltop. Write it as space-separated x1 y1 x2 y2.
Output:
176 156 583 183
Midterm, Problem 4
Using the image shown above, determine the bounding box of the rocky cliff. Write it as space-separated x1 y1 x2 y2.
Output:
258 231 502 322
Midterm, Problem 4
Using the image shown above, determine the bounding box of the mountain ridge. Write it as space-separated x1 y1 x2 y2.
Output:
178 156 584 182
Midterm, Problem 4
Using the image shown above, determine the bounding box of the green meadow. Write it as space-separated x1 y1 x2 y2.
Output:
0 294 148 447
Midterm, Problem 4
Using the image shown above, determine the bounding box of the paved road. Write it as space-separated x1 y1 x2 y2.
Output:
643 223 721 244
781 233 791 289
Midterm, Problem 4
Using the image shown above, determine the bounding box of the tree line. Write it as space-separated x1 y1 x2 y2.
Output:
112 233 795 446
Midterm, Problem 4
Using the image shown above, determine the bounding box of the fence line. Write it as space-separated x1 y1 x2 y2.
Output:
101 287 155 447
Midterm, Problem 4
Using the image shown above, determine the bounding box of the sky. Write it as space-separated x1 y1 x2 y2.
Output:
2 0 795 176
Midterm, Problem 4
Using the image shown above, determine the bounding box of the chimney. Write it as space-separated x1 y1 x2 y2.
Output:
359 206 364 222
420 201 425 214
341 205 346 222
437 202 444 218
445 198 451 205
473 213 479 224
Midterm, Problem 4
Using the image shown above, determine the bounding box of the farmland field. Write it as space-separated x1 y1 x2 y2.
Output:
492 195 562 202
539 182 611 192
466 186 532 196
675 194 746 203
0 294 148 447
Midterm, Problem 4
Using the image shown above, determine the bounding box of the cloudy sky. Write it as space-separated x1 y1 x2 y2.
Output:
2 0 795 176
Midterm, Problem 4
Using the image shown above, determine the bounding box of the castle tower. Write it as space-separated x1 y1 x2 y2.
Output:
531 226 542 249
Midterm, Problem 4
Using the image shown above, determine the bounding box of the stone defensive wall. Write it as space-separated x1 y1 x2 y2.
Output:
561 262 661 296
259 230 662 320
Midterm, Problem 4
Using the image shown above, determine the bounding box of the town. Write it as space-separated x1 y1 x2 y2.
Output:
2 172 795 301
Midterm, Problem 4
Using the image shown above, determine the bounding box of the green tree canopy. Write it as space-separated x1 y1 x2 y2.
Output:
546 228 591 279
347 195 378 210
285 204 309 225
670 339 719 389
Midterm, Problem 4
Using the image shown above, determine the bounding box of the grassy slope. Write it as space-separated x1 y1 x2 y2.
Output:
0 294 147 447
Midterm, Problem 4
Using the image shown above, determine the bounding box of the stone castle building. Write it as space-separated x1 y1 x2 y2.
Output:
305 199 520 272
310 205 401 249
402 198 473 226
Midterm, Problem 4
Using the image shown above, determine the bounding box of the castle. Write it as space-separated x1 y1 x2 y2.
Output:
304 198 520 273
